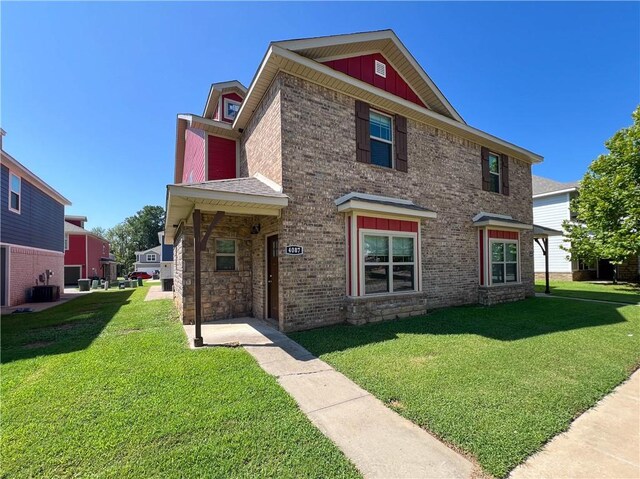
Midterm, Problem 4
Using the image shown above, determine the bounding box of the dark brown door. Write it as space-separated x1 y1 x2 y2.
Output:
267 235 279 320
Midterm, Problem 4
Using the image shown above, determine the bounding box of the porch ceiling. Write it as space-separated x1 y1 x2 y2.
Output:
164 176 288 243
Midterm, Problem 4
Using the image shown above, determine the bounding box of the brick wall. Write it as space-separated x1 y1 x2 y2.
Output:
276 72 534 330
7 245 64 306
478 284 526 305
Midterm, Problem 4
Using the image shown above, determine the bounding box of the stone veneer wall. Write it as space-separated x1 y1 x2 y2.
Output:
173 215 253 324
276 72 534 331
478 284 526 305
345 292 429 325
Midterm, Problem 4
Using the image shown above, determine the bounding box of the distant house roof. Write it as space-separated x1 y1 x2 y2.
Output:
532 175 579 198
65 215 88 222
135 245 162 256
64 221 108 242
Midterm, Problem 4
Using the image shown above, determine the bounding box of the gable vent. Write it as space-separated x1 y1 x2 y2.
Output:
374 60 387 78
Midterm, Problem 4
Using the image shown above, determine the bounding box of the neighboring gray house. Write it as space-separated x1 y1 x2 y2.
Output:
533 174 639 281
134 246 161 274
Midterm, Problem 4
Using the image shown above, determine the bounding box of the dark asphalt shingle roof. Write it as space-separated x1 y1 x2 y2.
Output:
176 177 287 198
532 175 579 196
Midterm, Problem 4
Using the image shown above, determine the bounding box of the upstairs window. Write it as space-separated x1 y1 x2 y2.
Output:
215 239 236 271
488 153 501 193
146 253 157 262
370 111 393 168
9 173 20 213
223 98 241 121
481 147 509 195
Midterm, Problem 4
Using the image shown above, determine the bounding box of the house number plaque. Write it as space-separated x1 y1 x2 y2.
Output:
285 245 304 256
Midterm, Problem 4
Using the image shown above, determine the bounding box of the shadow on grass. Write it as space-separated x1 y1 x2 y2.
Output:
291 297 631 356
1 289 135 364
535 282 640 304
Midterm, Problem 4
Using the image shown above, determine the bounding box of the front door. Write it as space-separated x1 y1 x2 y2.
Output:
267 235 279 320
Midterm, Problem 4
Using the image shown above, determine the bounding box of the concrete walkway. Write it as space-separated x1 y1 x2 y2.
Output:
144 285 173 301
1 288 92 315
510 370 640 479
183 318 473 479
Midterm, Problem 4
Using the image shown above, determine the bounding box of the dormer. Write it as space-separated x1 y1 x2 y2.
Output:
202 81 247 123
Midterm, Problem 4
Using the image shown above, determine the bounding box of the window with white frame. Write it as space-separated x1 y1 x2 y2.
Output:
369 111 393 168
215 239 236 271
490 240 518 284
64 235 69 251
9 173 21 213
223 98 241 121
363 233 416 294
146 253 157 262
488 153 501 193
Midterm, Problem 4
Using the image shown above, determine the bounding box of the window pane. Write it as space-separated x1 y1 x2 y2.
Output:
506 263 518 282
392 265 414 292
489 154 500 174
492 264 504 284
10 192 19 210
365 265 389 294
10 175 20 193
370 112 392 141
216 240 235 254
490 173 500 193
364 236 388 262
216 255 235 271
506 243 518 262
371 140 392 168
392 237 414 262
491 243 504 262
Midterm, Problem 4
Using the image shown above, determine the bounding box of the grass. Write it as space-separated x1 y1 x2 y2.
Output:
1 287 359 478
535 280 640 304
290 298 640 477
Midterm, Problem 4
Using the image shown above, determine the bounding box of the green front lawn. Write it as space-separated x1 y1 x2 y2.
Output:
291 298 640 477
535 280 640 304
1 287 359 478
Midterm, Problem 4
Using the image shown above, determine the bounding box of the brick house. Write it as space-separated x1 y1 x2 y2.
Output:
164 30 545 343
1 129 72 306
64 215 116 284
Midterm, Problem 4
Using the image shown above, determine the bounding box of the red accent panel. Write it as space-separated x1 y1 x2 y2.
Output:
376 218 389 230
479 230 484 285
389 219 400 231
489 230 518 240
183 127 206 183
358 215 419 232
347 217 352 296
323 53 426 108
207 136 237 180
64 235 86 275
363 216 377 229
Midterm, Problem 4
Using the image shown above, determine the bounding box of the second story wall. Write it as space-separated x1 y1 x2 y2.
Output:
533 193 571 272
182 127 206 183
1 165 65 252
239 75 283 186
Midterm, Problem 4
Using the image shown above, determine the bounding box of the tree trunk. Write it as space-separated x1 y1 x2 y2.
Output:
613 264 618 285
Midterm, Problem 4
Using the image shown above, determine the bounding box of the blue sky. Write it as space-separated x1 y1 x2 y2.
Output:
2 2 638 230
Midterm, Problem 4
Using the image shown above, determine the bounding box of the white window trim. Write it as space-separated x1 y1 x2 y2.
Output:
64 235 69 251
489 238 520 285
146 253 157 262
369 109 394 169
223 98 241 121
215 238 237 272
8 171 21 214
359 228 418 296
488 152 501 194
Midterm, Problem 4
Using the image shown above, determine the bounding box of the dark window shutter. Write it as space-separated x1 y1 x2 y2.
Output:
355 100 371 164
394 115 408 172
501 154 510 195
481 146 490 191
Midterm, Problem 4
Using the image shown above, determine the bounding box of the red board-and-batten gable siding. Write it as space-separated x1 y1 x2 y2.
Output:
214 92 244 123
323 53 426 108
182 127 206 183
354 215 420 296
207 136 237 180
65 235 86 276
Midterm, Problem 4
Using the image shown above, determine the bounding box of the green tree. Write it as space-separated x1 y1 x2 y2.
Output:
105 206 165 272
562 106 640 283
90 226 108 239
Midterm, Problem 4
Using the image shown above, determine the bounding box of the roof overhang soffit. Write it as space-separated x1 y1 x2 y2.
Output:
233 46 543 165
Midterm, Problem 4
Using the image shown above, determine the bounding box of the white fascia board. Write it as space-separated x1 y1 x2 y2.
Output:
337 199 437 219
532 187 578 199
335 192 414 206
232 45 275 130
168 184 289 208
270 46 543 164
474 219 533 230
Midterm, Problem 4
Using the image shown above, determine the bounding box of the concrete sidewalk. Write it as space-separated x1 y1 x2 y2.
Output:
510 370 640 479
144 285 173 301
535 292 639 306
184 318 473 479
1 288 92 315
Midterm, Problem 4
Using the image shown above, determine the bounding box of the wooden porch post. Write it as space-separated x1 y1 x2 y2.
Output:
192 209 226 348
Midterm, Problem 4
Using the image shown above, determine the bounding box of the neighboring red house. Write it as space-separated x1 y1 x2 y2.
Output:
64 216 116 284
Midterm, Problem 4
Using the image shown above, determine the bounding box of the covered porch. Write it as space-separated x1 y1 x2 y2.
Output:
165 175 288 347
533 224 564 294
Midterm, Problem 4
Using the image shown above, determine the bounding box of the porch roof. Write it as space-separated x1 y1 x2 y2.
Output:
472 212 533 230
335 192 437 219
164 174 288 242
533 224 563 238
